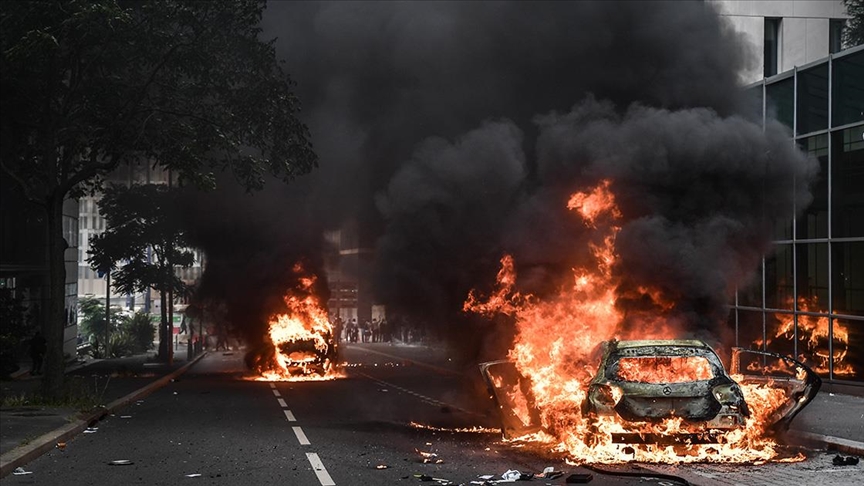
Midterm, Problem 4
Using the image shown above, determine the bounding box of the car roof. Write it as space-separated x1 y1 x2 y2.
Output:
614 339 711 349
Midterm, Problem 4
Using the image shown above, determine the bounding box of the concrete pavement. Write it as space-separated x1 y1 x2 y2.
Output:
0 347 206 478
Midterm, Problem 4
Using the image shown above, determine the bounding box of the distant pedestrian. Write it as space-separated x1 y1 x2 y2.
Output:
29 331 47 375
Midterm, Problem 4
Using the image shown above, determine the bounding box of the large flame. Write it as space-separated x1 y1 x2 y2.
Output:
254 263 342 382
466 180 801 464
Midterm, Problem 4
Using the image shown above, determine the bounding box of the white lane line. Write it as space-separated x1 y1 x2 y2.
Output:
284 409 296 421
269 383 276 389
293 426 311 445
272 389 282 397
358 372 481 416
306 452 335 486
277 398 287 408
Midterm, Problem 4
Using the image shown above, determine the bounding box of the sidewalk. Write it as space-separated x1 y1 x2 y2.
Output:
0 344 205 478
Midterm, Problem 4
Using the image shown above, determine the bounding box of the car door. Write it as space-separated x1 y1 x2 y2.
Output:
730 348 821 431
478 360 543 438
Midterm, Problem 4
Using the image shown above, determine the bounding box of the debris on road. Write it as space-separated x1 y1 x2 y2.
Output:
185 473 202 477
120 415 132 419
55 442 66 451
413 474 455 485
376 464 389 469
499 469 534 481
832 455 860 466
109 460 134 466
415 447 444 464
565 472 593 483
537 466 563 479
84 427 98 434
12 467 32 476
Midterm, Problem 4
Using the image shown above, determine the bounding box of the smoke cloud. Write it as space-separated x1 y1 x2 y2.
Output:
175 1 815 361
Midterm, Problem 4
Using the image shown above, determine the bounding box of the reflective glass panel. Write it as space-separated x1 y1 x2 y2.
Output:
766 77 794 131
766 244 794 309
793 311 833 377
796 243 829 312
764 311 797 360
796 135 828 239
738 263 763 308
832 241 864 317
833 318 863 379
737 310 766 352
832 50 864 127
797 63 828 135
831 125 864 238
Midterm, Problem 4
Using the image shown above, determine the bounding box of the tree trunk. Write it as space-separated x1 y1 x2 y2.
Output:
40 194 66 398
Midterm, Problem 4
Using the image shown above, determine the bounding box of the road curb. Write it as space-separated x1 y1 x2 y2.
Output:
786 430 864 457
0 352 208 478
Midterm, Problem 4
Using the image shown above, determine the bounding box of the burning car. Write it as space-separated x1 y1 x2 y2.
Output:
581 339 748 444
480 339 821 445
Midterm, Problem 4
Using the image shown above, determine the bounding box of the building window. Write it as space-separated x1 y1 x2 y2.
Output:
764 18 781 78
831 125 864 238
832 50 864 128
830 19 845 54
797 134 828 239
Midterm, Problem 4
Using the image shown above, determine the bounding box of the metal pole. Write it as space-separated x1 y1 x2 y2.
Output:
105 271 110 358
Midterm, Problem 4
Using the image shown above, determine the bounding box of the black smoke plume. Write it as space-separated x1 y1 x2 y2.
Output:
176 1 815 362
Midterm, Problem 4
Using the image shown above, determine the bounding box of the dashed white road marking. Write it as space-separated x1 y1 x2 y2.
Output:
272 389 282 397
284 409 296 421
277 398 287 408
293 426 311 445
306 452 335 486
358 372 480 416
269 383 276 389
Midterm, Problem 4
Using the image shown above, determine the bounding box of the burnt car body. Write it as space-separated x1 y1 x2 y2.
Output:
276 333 337 375
480 339 820 444
584 340 748 431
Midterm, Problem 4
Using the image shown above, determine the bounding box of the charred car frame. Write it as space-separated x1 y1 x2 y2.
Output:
480 339 821 444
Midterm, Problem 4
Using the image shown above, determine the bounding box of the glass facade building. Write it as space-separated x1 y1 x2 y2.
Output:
732 45 864 385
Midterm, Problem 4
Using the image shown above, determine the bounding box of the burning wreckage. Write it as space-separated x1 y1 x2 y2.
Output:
466 181 826 464
480 340 820 450
247 264 341 381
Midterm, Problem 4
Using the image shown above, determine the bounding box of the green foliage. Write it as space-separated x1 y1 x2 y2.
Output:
845 0 864 48
77 296 129 357
122 311 156 354
1 0 316 199
88 184 194 298
0 0 317 393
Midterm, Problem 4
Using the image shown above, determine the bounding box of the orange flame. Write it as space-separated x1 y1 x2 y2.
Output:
759 297 854 377
254 264 342 382
466 180 800 464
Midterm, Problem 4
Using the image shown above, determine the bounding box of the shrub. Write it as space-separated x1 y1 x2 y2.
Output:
123 311 155 354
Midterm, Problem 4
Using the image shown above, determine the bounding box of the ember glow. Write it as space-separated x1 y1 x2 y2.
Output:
252 263 342 382
467 180 801 464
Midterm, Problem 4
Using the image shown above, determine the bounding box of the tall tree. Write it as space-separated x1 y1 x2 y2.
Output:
0 0 316 397
844 0 864 48
88 183 194 361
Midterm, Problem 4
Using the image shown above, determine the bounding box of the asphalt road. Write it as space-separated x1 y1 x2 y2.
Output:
1 344 859 485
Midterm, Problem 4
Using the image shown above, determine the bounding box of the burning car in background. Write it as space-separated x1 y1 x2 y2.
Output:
480 339 820 448
247 264 341 380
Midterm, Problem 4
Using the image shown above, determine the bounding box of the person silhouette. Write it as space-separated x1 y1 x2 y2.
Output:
29 331 47 375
